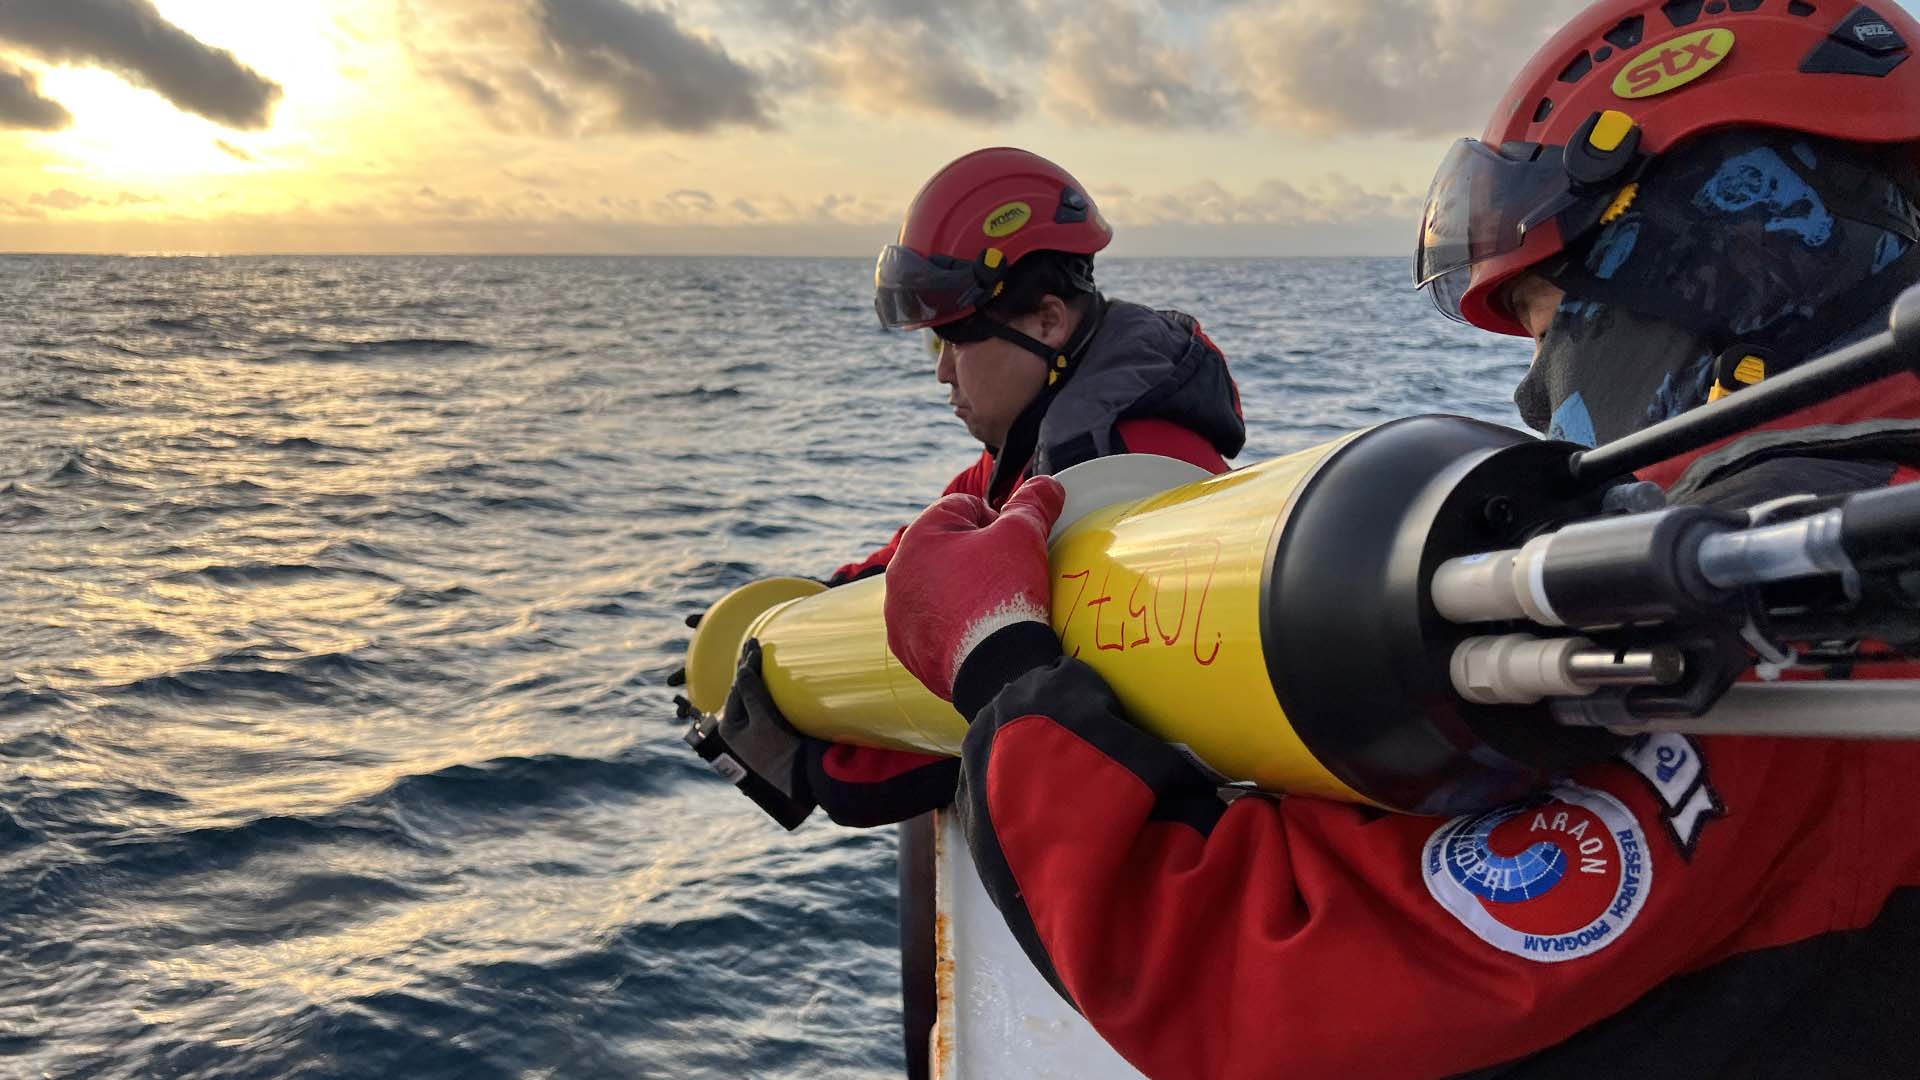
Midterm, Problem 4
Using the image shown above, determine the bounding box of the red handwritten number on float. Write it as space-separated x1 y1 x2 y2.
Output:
1058 540 1224 667
1153 560 1187 646
1058 569 1093 658
1124 573 1152 650
1190 540 1222 667
1092 568 1126 652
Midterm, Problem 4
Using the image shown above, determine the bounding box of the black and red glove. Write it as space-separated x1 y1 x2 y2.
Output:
884 477 1066 721
681 639 816 830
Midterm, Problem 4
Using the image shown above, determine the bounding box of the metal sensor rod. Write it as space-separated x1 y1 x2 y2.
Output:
1567 648 1686 687
1696 508 1852 589
1452 635 1684 706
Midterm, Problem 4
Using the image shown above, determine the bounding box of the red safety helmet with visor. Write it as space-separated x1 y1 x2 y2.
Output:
875 147 1111 332
1415 0 1920 337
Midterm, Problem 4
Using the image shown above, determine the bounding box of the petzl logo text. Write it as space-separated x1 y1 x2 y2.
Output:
1613 28 1736 100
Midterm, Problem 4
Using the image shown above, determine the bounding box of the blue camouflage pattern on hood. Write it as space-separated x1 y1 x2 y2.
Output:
1518 129 1920 444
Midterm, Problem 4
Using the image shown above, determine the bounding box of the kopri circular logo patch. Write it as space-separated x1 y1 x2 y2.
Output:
1422 784 1651 963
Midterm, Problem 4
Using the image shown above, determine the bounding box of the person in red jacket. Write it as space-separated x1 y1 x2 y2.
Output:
700 152 1246 1075
880 2 1920 1077
702 147 1247 832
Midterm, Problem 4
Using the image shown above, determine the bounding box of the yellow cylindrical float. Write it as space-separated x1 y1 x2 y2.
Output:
687 434 1370 802
684 416 1622 814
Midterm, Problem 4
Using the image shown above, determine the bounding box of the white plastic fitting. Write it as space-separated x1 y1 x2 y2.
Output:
1450 633 1597 706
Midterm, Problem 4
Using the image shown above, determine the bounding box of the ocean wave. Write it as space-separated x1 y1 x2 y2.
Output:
650 385 741 402
10 782 189 840
81 810 435 883
106 648 388 706
0 685 69 717
338 505 468 529
252 435 367 455
378 754 674 820
145 314 215 332
678 559 764 591
728 521 800 539
0 494 50 525
25 391 109 412
0 806 40 856
157 562 398 587
389 584 480 609
277 338 490 363
37 449 150 491
150 872 430 950
470 495 575 513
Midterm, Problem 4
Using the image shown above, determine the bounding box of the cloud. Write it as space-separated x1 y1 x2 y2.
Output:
408 0 771 135
802 22 1008 121
412 185 485 218
502 166 565 187
0 0 282 129
409 0 1052 127
0 197 48 221
1098 173 1423 228
29 188 95 211
537 0 772 131
575 184 893 226
215 139 255 162
0 61 70 129
663 188 715 211
1042 1 1239 128
1216 0 1586 136
722 0 1050 60
433 63 574 134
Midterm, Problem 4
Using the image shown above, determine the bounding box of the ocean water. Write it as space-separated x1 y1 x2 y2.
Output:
0 255 1531 1079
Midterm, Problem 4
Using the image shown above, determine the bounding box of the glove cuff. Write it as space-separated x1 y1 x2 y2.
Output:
952 621 1062 723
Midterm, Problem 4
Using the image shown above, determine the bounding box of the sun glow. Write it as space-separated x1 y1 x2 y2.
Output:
16 1 392 204
33 67 259 185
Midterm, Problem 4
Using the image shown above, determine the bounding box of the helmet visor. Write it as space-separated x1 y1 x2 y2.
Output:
1414 139 1574 321
874 245 990 330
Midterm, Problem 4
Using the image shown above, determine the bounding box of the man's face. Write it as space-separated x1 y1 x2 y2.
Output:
933 306 1057 449
1504 273 1566 358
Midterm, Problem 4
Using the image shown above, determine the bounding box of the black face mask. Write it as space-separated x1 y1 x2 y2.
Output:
1513 300 1716 448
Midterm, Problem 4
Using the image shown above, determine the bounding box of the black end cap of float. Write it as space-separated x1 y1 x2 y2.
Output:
1261 416 1621 815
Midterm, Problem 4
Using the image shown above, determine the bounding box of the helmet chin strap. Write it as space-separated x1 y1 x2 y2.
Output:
986 320 1065 367
978 297 1110 506
983 294 1107 389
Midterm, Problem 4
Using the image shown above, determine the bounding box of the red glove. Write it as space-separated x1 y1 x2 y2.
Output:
885 477 1067 720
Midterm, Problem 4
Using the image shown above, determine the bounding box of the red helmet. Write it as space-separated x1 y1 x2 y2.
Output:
875 147 1112 331
1416 0 1920 336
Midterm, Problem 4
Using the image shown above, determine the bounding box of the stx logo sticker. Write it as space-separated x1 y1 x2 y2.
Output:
1613 27 1736 100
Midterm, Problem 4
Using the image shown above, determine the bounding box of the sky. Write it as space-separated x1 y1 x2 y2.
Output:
0 0 1914 257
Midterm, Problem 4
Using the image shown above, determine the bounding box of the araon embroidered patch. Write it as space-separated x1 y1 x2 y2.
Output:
1423 784 1652 962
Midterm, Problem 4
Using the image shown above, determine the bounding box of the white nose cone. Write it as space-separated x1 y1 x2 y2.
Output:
1048 453 1215 543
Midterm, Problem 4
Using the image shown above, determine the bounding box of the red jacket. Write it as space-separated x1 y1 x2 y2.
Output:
952 372 1920 1078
